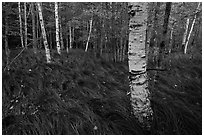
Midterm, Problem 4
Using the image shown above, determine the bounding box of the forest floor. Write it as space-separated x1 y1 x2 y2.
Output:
2 49 202 135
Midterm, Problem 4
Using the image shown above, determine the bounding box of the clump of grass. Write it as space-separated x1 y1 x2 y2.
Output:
149 52 202 135
2 49 146 135
2 49 201 135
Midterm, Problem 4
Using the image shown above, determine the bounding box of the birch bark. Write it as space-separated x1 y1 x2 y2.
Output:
128 2 153 127
85 18 93 52
55 2 61 55
182 18 190 49
24 2 27 48
18 2 24 48
37 2 51 63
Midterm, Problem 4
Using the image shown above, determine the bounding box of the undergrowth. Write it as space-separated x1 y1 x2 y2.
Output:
2 49 202 135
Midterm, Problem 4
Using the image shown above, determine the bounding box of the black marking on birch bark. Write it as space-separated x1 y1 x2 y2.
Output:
130 24 143 29
129 70 146 76
128 52 137 56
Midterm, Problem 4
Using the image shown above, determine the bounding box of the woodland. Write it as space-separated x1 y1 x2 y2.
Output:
2 2 202 135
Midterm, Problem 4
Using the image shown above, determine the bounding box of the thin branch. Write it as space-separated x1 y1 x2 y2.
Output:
3 37 42 72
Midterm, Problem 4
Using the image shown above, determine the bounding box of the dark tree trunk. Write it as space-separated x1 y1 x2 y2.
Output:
158 2 172 67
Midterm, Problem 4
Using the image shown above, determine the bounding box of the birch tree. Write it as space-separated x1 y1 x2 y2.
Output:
128 2 153 127
69 22 72 50
37 2 51 63
24 2 27 48
18 2 24 48
31 2 37 53
55 2 61 55
85 18 93 52
182 18 190 49
184 2 201 54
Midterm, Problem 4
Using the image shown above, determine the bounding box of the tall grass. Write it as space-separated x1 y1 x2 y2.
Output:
2 49 201 134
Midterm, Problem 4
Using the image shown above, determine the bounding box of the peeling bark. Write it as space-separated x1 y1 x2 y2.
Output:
128 2 153 127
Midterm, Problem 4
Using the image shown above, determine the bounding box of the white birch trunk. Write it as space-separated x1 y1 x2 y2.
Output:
184 2 200 54
18 2 24 48
169 25 174 53
69 22 72 49
85 18 93 52
55 2 61 55
182 18 189 48
24 2 27 48
59 18 64 50
37 2 51 63
128 2 153 126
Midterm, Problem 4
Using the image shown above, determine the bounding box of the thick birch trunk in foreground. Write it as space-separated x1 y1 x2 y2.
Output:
18 2 24 48
184 2 200 54
55 2 61 55
182 18 190 50
85 18 93 52
24 2 27 48
37 2 51 63
31 3 37 53
128 2 152 126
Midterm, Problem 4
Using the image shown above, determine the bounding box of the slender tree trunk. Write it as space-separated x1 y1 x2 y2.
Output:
31 2 37 53
128 2 152 127
184 2 200 54
59 2 64 50
36 11 39 48
37 2 51 63
153 2 160 68
182 18 190 50
24 2 27 48
100 16 104 56
85 18 93 52
49 29 52 49
168 25 174 53
122 2 129 62
18 2 24 48
69 22 72 49
66 28 69 53
55 2 61 55
158 2 171 67
5 13 10 71
72 26 74 43
59 22 64 50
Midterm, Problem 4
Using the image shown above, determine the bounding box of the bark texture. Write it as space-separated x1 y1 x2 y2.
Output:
128 2 153 127
18 2 24 48
55 2 61 55
37 2 51 63
24 2 27 48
